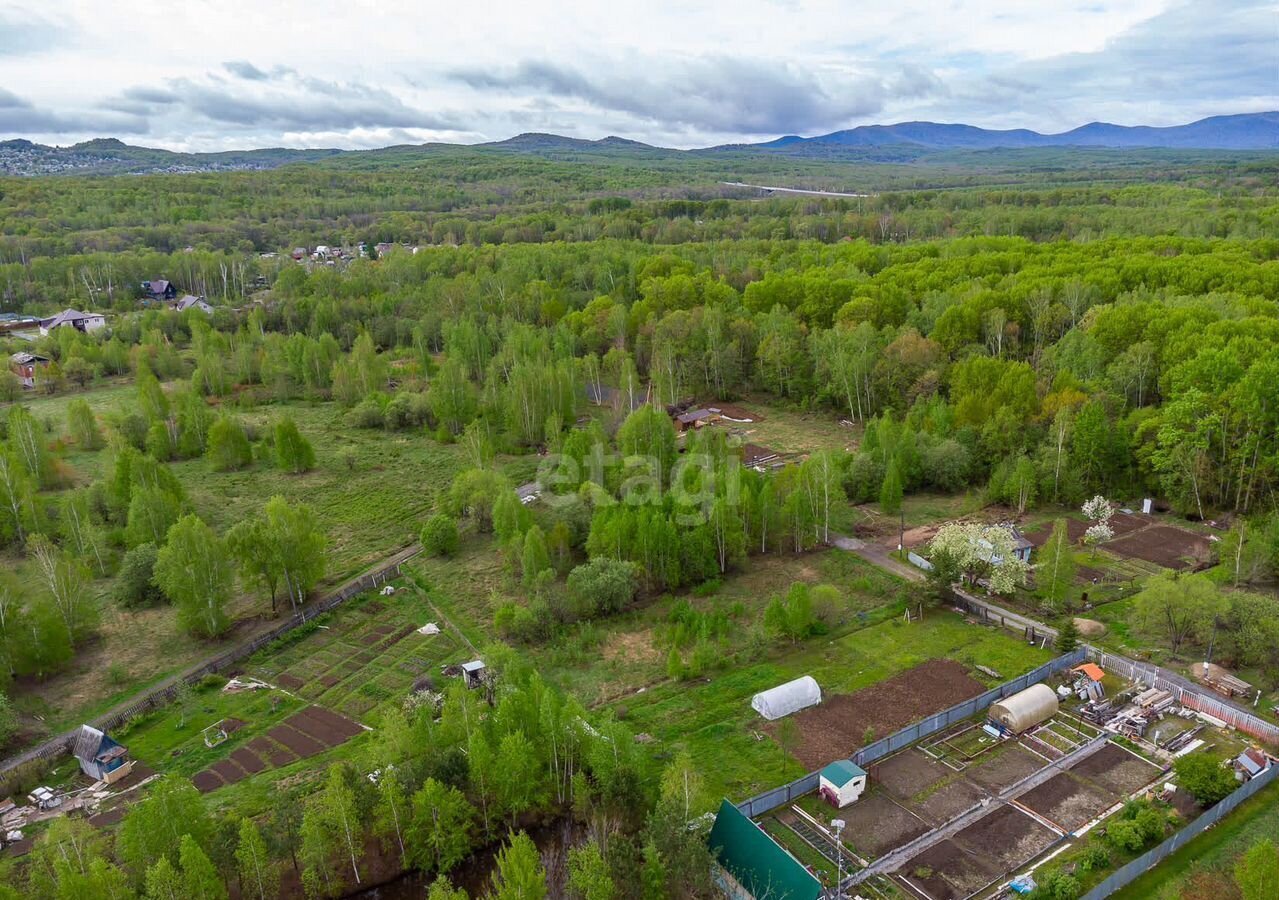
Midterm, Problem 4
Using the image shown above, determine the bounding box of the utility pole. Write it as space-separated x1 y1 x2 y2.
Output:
830 818 846 899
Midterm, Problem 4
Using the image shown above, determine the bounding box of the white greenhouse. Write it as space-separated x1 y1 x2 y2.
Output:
989 683 1059 734
751 676 822 720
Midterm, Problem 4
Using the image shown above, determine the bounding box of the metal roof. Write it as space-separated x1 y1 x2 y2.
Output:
820 760 867 787
709 799 821 900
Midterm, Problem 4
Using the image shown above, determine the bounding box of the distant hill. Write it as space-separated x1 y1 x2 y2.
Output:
0 138 344 176
730 112 1279 153
3 112 1276 176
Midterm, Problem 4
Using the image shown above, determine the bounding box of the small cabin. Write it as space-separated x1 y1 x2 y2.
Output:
72 724 132 783
819 760 867 808
9 351 49 388
171 295 213 314
141 279 177 302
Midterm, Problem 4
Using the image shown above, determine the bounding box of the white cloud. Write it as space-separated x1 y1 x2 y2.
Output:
0 0 1272 149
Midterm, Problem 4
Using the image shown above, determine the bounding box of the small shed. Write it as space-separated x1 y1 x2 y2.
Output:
72 725 132 783
1235 748 1271 781
751 676 821 720
989 684 1059 734
461 660 487 688
819 760 867 808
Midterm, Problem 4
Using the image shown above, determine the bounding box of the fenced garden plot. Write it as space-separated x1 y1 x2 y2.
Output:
1021 714 1100 759
918 722 1002 771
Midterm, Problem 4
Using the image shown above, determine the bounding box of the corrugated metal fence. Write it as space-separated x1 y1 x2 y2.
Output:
1081 762 1279 900
0 551 414 778
1089 650 1279 745
736 649 1086 818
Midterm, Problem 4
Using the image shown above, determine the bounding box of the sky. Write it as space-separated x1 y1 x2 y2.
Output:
0 0 1276 151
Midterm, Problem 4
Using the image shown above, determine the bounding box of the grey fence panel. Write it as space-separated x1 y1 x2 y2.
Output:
1081 763 1279 899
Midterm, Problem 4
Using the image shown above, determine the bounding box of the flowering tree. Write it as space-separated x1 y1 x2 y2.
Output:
1082 495 1114 525
927 523 1029 595
1082 495 1115 559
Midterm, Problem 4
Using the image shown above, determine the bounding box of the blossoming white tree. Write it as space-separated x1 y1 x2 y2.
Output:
1082 495 1115 558
927 523 1029 595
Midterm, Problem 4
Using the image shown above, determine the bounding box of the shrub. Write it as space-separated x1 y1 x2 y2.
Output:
351 395 386 429
421 513 460 558
0 691 16 750
115 543 166 607
564 558 638 621
494 600 551 643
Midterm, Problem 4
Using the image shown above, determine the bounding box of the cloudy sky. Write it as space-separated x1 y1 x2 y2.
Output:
1 0 1275 151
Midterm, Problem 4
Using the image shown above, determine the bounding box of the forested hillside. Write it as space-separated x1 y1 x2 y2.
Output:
0 150 1276 899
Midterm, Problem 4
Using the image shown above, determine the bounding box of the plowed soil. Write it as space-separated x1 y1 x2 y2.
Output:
1107 525 1211 569
1018 772 1115 831
268 723 326 758
780 660 987 770
1070 743 1163 794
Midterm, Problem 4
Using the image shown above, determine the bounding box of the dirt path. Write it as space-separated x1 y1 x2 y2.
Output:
831 534 925 583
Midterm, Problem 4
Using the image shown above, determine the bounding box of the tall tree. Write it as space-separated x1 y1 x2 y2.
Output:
1036 519 1077 611
154 515 234 638
406 777 475 876
29 534 95 646
177 834 226 900
235 817 279 900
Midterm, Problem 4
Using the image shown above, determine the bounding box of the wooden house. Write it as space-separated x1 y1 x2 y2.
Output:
9 351 49 388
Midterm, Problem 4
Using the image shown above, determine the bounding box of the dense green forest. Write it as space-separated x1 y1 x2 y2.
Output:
0 149 1277 899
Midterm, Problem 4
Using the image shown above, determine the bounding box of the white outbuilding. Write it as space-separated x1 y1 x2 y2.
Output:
751 675 821 720
989 683 1059 734
819 760 868 808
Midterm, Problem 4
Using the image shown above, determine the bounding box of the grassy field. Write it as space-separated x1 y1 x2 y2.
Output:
708 394 861 457
617 611 1054 806
1113 778 1279 900
5 385 481 743
414 540 912 708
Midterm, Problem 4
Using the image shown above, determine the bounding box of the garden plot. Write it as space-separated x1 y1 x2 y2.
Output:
919 722 1003 770
778 660 987 770
1020 715 1099 759
1068 742 1164 795
835 790 932 860
1017 771 1117 832
1105 524 1211 570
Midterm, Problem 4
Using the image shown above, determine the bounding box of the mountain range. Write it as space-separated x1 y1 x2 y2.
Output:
2 112 1276 175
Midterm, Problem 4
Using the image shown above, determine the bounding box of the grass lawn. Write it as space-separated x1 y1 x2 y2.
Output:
1113 778 1279 900
707 395 861 457
414 541 913 709
6 393 481 747
617 610 1054 809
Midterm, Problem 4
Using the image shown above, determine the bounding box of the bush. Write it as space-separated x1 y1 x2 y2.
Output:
564 558 638 621
115 543 166 607
351 395 386 429
421 513 460 557
1174 753 1238 806
494 600 551 643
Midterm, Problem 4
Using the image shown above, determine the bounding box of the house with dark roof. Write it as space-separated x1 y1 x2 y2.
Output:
9 351 49 388
141 279 177 302
39 308 105 336
73 724 133 783
674 408 716 431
